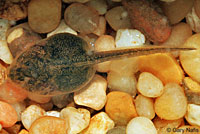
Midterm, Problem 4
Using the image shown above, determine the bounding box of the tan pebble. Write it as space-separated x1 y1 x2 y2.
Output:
0 19 10 41
0 40 13 64
11 101 26 121
135 94 155 119
109 57 139 75
153 116 184 134
126 117 157 134
176 125 200 134
107 71 137 96
185 104 200 126
28 92 51 104
155 83 187 120
47 20 77 37
74 74 107 110
184 77 200 92
105 91 138 126
94 35 115 73
86 0 108 15
81 112 114 134
186 7 200 33
21 105 45 130
180 33 200 83
137 72 164 98
93 16 106 36
60 107 90 134
62 0 91 3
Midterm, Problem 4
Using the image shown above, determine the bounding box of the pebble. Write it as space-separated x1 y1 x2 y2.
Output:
137 72 164 98
155 83 187 120
185 104 200 126
0 40 13 64
107 71 137 96
27 92 51 104
11 101 26 121
94 35 115 73
105 91 138 125
126 117 157 134
52 93 73 108
60 107 90 134
21 105 45 130
81 112 114 134
74 74 107 110
45 111 60 118
153 116 183 134
106 126 126 134
62 0 91 3
115 29 145 48
86 0 108 15
135 94 155 119
47 20 77 37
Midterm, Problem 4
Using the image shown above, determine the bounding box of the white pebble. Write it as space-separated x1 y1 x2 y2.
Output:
115 29 145 48
45 111 60 118
74 74 107 110
81 112 114 134
47 20 77 37
60 107 90 134
186 7 200 33
126 117 157 134
0 40 13 64
137 72 164 98
21 105 45 130
185 104 200 126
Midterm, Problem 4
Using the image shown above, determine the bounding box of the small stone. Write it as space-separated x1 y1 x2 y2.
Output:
74 74 107 110
86 0 108 15
185 104 200 126
115 29 145 48
135 94 155 119
105 91 138 126
106 126 126 134
0 40 13 64
21 105 45 130
47 20 77 37
126 117 157 134
62 0 91 3
11 101 26 121
45 111 60 118
60 107 90 134
81 112 114 134
52 93 73 108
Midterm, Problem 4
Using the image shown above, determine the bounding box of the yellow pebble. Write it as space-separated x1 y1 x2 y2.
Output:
155 83 187 120
184 77 200 92
81 112 114 134
105 91 138 125
18 129 29 134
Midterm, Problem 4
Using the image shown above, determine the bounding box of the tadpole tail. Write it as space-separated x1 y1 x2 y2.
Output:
72 46 195 67
91 46 195 64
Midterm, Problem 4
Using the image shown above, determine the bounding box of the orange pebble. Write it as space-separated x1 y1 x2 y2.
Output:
0 101 18 127
105 91 138 125
29 116 67 134
138 53 184 84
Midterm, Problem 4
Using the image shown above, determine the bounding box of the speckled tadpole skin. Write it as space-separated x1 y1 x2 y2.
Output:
8 33 96 95
8 33 194 96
